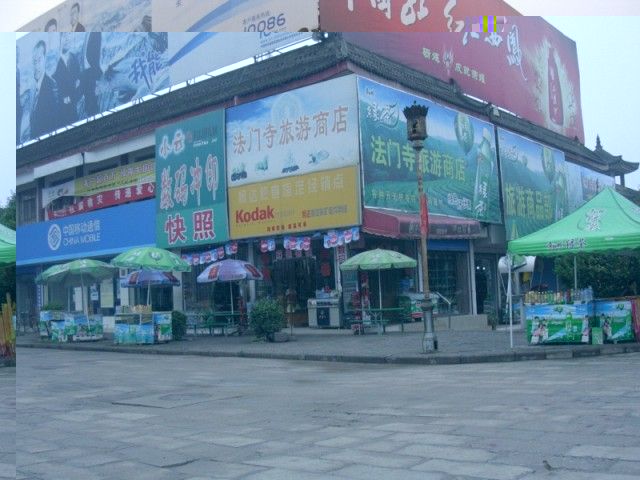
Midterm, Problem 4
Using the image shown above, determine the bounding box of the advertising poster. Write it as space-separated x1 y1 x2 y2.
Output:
525 303 593 344
42 159 155 220
226 75 359 187
168 32 311 85
359 77 501 223
18 0 152 32
596 300 635 343
499 128 613 240
228 166 360 239
155 110 229 249
153 0 319 32
17 32 169 144
341 15 585 141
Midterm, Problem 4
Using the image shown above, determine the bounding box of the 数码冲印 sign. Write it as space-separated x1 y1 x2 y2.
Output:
498 128 614 240
341 15 584 142
153 0 319 31
359 77 501 223
226 75 360 187
155 110 229 249
16 200 156 266
228 166 360 239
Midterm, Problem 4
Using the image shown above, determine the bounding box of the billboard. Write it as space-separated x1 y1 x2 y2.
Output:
226 75 359 187
17 199 156 266
18 0 152 32
319 0 518 32
228 165 360 239
42 160 155 220
17 32 169 144
153 0 319 31
155 110 229 249
341 17 585 142
498 128 613 240
169 32 311 85
359 77 501 223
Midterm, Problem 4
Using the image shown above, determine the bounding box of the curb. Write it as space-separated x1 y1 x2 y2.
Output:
17 341 640 367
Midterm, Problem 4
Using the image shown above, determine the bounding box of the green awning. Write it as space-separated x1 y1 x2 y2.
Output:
508 188 640 256
0 224 16 265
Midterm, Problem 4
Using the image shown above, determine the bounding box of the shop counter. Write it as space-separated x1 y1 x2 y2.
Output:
39 311 103 342
525 303 594 345
114 312 172 344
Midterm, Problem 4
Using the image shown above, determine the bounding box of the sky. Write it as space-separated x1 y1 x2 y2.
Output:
0 1 639 208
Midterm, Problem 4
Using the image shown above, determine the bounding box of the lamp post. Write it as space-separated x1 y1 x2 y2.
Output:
403 101 437 353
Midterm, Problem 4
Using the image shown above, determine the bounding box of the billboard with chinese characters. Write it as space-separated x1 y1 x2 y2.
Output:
153 0 319 31
228 165 360 239
169 32 311 85
18 0 152 32
17 200 156 266
17 32 169 144
43 159 155 220
359 77 501 223
226 75 359 187
341 16 585 142
319 0 518 32
155 110 229 249
498 128 613 241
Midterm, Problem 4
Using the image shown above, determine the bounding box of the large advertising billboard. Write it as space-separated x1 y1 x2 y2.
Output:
226 75 360 187
17 32 169 144
17 199 156 266
359 77 501 223
228 166 360 239
319 0 518 32
155 110 229 249
498 128 613 240
153 0 319 31
18 0 152 32
341 17 585 142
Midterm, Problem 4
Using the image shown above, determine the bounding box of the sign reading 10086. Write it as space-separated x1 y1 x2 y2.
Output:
244 13 286 32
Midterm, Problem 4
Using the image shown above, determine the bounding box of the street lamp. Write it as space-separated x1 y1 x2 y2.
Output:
403 101 437 353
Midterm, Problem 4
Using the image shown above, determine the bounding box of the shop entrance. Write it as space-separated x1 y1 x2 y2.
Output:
475 254 499 325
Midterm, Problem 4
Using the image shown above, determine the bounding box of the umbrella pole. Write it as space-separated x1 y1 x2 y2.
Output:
147 279 151 307
573 255 578 290
81 273 85 316
230 282 234 315
508 255 513 349
378 269 382 310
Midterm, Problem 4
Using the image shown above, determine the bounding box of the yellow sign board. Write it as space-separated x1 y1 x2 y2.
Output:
229 166 360 239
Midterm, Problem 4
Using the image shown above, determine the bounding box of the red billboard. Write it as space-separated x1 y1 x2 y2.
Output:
339 19 584 142
319 0 519 32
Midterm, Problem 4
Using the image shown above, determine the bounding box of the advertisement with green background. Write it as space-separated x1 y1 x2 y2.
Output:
499 128 614 240
596 300 635 342
358 77 501 223
156 110 229 248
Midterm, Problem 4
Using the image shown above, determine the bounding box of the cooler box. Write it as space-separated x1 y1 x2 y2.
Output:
308 298 341 328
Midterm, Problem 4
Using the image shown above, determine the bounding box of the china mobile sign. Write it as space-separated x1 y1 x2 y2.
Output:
155 110 230 249
338 17 584 142
47 220 102 251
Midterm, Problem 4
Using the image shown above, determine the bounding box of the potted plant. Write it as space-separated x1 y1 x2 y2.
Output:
249 298 286 342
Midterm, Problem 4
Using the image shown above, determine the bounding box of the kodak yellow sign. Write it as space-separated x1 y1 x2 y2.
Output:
229 166 360 239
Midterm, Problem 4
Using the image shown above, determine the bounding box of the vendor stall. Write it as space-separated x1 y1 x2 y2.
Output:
114 307 172 344
508 188 640 346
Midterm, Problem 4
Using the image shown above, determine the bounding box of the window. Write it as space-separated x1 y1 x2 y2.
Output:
18 189 37 225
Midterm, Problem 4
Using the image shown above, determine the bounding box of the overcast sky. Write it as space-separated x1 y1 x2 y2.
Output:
0 1 639 207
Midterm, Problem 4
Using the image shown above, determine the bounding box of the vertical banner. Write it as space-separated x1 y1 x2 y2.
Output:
359 77 501 223
498 128 614 240
155 110 229 248
226 75 359 187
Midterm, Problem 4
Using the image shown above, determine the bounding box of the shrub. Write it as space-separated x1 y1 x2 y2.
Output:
41 303 65 311
249 298 285 342
171 310 187 341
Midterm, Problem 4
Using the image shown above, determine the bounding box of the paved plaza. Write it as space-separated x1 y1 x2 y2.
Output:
15 349 640 480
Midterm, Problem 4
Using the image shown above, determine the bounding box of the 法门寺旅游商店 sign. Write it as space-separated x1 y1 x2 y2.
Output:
358 77 502 224
155 109 229 249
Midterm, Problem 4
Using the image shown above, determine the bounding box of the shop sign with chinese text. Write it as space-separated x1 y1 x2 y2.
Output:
155 110 229 248
341 15 584 142
226 75 360 187
498 128 613 241
228 165 360 239
359 77 501 223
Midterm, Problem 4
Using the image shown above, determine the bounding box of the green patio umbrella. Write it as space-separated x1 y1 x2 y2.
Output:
340 248 417 310
111 247 191 305
35 259 117 314
0 224 16 265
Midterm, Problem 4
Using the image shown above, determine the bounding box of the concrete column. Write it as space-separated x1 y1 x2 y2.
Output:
469 240 478 316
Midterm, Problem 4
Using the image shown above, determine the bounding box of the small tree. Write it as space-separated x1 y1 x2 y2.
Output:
249 298 285 342
171 310 187 341
555 254 640 298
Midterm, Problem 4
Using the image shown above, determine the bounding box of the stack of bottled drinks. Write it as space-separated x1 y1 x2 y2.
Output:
524 287 594 305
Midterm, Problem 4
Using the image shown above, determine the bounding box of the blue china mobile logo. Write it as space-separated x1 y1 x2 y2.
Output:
47 224 62 251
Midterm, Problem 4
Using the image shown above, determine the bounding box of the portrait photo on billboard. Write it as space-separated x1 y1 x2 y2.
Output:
17 31 169 144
